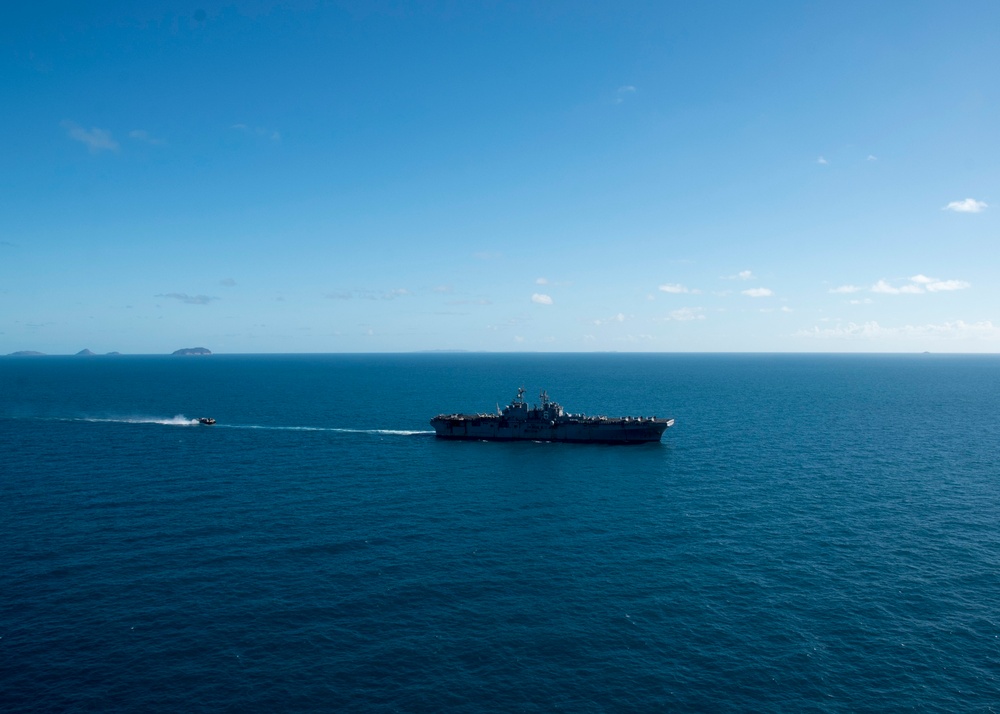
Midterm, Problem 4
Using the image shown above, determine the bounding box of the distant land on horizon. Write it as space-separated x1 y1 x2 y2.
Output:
5 348 999 358
4 348 210 357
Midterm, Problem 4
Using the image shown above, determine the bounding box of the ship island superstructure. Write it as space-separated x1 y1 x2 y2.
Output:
430 388 674 444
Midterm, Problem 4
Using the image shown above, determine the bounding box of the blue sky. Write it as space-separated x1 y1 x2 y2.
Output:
2 1 997 353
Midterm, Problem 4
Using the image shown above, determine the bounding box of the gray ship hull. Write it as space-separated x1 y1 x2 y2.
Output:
431 388 674 444
430 415 673 444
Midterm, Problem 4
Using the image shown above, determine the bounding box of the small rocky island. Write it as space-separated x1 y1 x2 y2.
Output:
172 347 212 355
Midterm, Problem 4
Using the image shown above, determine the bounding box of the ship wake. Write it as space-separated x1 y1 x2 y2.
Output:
78 415 201 426
35 416 432 435
227 425 433 436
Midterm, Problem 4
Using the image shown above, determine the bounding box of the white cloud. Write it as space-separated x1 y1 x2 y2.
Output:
614 85 636 104
531 293 553 305
817 156 828 165
798 320 1000 341
663 307 705 321
157 292 218 305
592 312 627 326
910 274 970 292
326 288 411 300
723 270 755 280
659 283 690 294
535 277 548 285
926 279 970 292
129 129 164 145
871 280 899 294
232 123 281 142
872 279 921 295
63 121 118 153
830 285 863 294
742 287 773 297
943 198 987 213
363 288 408 300
872 275 970 294
867 155 877 161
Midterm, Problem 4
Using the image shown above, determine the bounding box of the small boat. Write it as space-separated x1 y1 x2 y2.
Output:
198 417 216 425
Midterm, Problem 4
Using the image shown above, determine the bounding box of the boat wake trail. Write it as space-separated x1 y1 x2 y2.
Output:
77 415 202 426
225 425 434 436
38 416 433 435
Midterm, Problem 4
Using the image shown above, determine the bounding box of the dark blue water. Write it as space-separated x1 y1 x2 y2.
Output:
3 354 999 712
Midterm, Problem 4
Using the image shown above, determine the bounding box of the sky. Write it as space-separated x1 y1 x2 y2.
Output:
1 1 997 354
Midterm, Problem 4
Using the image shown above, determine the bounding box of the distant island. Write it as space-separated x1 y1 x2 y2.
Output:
5 348 207 356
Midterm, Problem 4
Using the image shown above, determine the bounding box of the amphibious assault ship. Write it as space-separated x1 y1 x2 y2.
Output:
430 388 674 444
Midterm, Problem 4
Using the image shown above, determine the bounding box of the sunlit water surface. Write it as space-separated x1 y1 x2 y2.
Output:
3 354 999 711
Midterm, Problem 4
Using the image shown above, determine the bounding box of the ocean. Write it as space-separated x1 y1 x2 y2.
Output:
2 353 999 712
